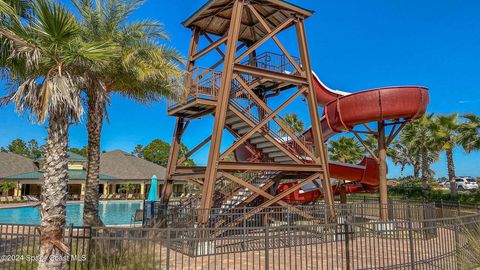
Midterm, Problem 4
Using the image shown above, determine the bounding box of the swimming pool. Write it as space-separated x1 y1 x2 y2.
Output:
0 201 143 226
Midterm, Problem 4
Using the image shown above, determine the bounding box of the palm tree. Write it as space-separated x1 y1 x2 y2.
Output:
400 115 440 191
329 136 364 164
119 183 136 200
430 114 461 195
389 141 420 177
0 1 115 269
279 113 304 138
71 0 183 226
458 113 480 153
0 181 16 196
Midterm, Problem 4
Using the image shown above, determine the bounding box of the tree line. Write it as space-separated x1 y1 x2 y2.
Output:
327 113 480 196
1 138 195 166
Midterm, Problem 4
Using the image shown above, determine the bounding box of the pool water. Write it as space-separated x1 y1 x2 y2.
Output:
0 201 143 226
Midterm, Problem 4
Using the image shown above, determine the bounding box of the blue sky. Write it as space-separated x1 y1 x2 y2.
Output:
1 0 479 178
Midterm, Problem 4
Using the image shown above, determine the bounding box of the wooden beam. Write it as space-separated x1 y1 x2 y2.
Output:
161 118 187 203
222 172 317 220
192 34 228 61
378 121 388 221
203 32 225 57
235 75 317 161
177 135 212 165
246 4 302 74
234 63 308 85
352 131 379 163
387 122 407 146
199 0 245 224
235 17 294 63
219 173 322 229
295 18 335 218
220 84 305 160
218 161 324 172
228 105 304 163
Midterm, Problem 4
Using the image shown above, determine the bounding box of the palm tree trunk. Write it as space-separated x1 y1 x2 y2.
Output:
38 115 70 270
413 161 420 179
83 93 105 227
446 149 458 196
421 150 430 191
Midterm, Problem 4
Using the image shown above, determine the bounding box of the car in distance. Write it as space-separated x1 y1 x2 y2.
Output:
446 177 478 191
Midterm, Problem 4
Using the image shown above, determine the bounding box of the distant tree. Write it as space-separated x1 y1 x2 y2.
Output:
69 146 88 158
119 183 136 200
389 141 420 177
27 139 42 159
142 139 195 167
5 139 30 158
279 113 304 137
329 136 364 164
131 144 144 158
458 114 480 153
2 138 42 159
0 181 16 196
400 115 440 191
430 114 462 195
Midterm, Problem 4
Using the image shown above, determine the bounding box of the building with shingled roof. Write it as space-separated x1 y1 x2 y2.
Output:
0 150 187 200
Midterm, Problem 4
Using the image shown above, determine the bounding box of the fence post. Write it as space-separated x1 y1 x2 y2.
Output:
166 227 171 270
86 226 93 270
407 205 415 270
344 221 351 270
440 200 444 218
454 222 461 270
264 222 270 269
65 223 74 268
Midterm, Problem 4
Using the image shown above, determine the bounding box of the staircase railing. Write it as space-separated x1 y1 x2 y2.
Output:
229 97 315 162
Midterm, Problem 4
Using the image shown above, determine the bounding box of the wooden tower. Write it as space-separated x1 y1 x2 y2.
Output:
162 0 335 226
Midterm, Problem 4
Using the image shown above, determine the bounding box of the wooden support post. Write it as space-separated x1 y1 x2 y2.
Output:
340 181 347 204
161 118 186 203
199 0 244 225
378 121 389 220
295 18 335 219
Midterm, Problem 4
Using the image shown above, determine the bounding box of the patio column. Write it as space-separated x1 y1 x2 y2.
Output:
80 184 85 196
140 184 145 196
103 184 108 195
14 183 22 196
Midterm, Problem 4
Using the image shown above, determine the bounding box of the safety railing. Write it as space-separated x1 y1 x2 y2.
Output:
241 51 302 75
2 201 480 269
167 67 221 110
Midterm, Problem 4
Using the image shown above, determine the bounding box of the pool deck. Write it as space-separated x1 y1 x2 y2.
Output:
0 202 40 209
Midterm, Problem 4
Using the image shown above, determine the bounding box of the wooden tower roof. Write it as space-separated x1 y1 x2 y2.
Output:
183 0 314 43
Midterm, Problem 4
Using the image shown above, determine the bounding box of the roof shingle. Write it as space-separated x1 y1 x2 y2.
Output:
0 152 38 179
100 150 166 180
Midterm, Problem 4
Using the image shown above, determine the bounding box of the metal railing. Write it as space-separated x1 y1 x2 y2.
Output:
1 203 480 269
167 67 222 110
167 52 302 110
241 51 302 75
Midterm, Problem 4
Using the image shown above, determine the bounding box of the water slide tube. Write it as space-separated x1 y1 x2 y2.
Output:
279 72 429 203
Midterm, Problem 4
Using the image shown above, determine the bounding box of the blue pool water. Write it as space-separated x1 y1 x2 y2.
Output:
0 201 143 226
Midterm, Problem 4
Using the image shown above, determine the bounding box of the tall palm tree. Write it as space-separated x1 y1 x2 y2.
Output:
0 1 115 269
0 0 31 19
389 141 420 177
400 115 440 191
279 113 304 138
430 114 461 195
458 113 480 153
329 136 364 164
71 0 183 226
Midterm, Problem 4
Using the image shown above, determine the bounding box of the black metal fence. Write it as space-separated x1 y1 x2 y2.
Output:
1 202 480 269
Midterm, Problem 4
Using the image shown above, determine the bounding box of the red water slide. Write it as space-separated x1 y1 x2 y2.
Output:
279 72 429 203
